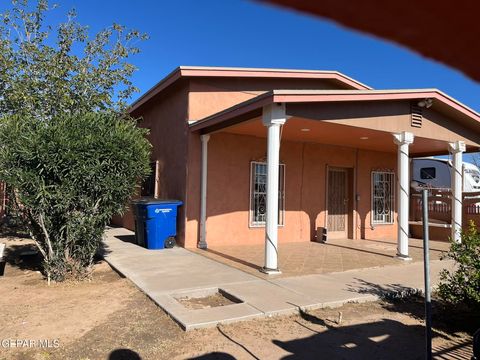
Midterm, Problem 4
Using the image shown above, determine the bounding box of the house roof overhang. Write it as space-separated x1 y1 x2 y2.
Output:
189 88 480 155
128 66 371 113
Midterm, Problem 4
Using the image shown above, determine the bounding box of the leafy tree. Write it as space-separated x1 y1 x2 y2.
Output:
437 221 480 312
0 1 151 282
0 0 148 117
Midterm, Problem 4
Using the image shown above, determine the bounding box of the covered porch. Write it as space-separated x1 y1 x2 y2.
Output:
191 237 450 278
189 89 480 274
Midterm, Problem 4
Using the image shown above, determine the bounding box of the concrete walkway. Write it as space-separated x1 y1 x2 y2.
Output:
103 227 454 331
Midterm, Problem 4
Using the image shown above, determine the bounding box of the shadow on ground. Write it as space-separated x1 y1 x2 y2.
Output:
114 234 137 244
188 352 236 360
274 317 426 359
2 239 43 273
201 248 261 272
96 226 135 259
273 313 472 360
205 309 472 360
2 229 106 276
347 277 423 300
347 277 480 334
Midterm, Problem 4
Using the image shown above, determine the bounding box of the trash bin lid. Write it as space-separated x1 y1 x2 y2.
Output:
131 197 182 206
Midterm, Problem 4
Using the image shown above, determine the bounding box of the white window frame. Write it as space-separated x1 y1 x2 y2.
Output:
249 161 285 228
371 171 395 225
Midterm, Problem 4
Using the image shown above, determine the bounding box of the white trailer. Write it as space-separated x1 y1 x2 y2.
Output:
411 157 480 192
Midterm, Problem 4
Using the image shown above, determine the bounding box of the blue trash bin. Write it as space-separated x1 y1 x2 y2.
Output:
131 198 182 249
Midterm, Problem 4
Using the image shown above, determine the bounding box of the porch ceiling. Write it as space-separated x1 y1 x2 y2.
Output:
222 117 455 156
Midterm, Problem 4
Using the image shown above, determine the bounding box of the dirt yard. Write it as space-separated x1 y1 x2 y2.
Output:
0 235 475 360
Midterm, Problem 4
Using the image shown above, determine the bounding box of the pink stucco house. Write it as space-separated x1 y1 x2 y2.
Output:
112 66 480 273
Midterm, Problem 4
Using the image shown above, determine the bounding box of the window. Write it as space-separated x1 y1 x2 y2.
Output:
250 162 285 227
420 167 436 180
141 162 157 197
371 171 395 224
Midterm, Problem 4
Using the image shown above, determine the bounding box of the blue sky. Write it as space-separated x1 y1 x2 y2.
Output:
17 0 478 112
2 0 479 160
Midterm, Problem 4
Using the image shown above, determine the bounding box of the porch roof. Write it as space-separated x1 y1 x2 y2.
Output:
190 88 480 132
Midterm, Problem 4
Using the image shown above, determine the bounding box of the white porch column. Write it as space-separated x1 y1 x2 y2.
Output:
262 103 286 274
449 141 465 243
198 134 210 249
393 132 414 259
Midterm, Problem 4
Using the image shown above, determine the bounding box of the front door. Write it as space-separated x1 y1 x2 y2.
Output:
327 168 348 239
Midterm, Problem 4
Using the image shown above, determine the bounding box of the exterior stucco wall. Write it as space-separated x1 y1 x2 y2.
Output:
112 86 190 245
188 78 342 121
185 131 202 248
184 132 397 248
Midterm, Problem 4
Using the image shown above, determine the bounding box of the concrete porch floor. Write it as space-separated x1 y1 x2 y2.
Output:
191 238 451 278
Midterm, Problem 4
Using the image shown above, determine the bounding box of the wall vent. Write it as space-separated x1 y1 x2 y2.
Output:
411 104 423 128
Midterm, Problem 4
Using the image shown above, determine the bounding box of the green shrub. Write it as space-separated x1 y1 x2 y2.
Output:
0 112 151 282
0 1 150 283
437 221 480 311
